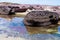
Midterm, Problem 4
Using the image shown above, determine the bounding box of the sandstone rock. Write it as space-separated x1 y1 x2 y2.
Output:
0 6 10 15
0 2 60 16
24 11 59 26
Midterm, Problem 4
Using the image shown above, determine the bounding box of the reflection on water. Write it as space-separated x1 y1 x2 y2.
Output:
26 25 58 34
0 17 60 40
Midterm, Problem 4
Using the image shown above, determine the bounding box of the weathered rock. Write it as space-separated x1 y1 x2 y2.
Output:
0 2 60 16
0 6 16 15
24 11 59 26
8 6 27 12
0 6 11 15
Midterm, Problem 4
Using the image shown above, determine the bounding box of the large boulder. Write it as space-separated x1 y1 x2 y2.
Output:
24 11 59 26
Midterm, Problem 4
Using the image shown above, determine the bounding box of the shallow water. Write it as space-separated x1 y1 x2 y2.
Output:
0 17 60 40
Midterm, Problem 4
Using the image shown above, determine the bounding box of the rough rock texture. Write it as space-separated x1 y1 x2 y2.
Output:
0 2 60 15
8 6 27 12
0 6 10 15
24 11 59 26
0 6 16 15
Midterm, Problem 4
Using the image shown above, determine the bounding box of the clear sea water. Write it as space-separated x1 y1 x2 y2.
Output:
0 17 60 40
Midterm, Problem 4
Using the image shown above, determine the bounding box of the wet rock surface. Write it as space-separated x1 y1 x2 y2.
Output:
24 11 59 26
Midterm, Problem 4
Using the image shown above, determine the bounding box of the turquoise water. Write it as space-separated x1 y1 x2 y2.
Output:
0 17 60 40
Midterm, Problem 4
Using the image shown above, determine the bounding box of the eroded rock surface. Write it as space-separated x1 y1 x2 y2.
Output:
0 6 10 15
24 11 59 26
0 6 16 15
